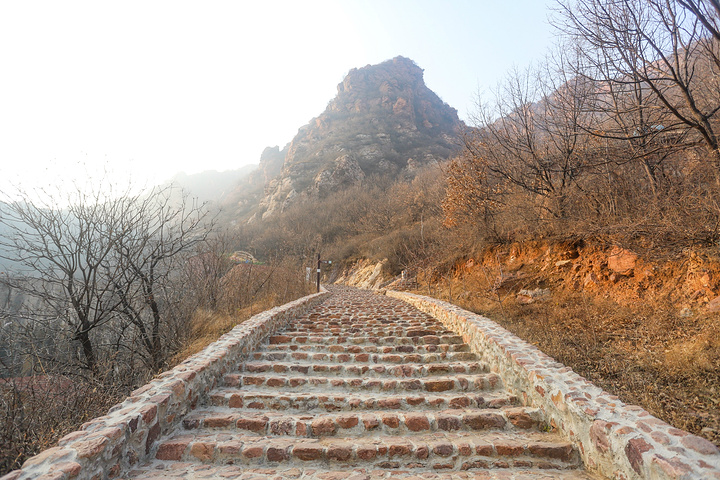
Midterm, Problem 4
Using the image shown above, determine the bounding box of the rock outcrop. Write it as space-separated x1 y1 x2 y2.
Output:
220 145 288 220
239 56 462 219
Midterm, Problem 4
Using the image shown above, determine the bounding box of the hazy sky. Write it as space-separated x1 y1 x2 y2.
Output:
0 1 556 195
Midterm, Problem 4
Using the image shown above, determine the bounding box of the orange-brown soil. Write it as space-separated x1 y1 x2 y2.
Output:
417 239 720 447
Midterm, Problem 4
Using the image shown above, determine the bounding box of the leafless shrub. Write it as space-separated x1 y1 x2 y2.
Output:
0 360 126 474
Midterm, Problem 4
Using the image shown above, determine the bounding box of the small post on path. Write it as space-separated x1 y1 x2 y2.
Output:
316 253 321 293
316 254 332 293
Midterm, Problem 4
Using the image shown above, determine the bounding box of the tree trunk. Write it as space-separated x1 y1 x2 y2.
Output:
77 329 97 374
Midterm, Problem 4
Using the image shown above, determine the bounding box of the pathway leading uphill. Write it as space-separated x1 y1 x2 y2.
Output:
127 286 597 479
8 286 719 479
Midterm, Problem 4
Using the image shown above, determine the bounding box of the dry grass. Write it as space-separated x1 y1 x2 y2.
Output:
169 297 281 365
424 268 720 447
170 262 314 367
0 377 125 474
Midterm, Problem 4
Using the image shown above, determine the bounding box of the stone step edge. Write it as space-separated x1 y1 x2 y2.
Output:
250 350 478 365
127 464 600 480
238 361 488 377
181 407 545 435
275 330 455 336
208 389 519 411
267 335 465 345
224 373 503 393
155 433 581 468
250 352 479 364
256 343 472 353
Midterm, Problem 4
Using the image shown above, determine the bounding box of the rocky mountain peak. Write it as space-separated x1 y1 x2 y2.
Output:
258 145 286 186
333 56 424 109
247 56 462 219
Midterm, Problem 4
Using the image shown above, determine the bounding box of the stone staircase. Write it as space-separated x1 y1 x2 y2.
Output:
124 286 600 479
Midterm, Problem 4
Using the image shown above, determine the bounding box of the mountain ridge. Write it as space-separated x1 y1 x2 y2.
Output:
227 56 463 221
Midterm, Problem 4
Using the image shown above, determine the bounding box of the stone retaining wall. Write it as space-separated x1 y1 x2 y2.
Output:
386 290 720 480
1 290 330 480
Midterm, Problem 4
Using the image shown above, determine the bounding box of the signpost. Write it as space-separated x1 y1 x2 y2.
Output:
316 253 332 292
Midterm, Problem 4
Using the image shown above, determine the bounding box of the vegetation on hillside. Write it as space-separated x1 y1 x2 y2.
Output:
244 0 720 268
444 0 720 247
416 241 720 448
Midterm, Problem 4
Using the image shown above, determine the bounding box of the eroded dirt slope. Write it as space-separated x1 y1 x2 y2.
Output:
343 240 720 447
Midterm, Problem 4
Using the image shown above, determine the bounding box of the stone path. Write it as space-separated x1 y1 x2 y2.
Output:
124 286 600 479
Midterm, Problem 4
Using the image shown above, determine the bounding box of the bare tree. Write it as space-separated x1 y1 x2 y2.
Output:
678 0 720 42
556 0 720 170
0 184 212 376
443 140 506 235
0 188 134 374
182 231 237 311
459 50 594 222
569 37 688 194
108 189 212 371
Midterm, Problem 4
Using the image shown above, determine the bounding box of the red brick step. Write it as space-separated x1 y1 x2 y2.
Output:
223 373 502 393
250 350 479 364
258 342 472 354
125 465 600 480
208 389 520 412
154 431 582 471
267 334 466 346
124 286 600 479
238 360 488 377
181 407 544 436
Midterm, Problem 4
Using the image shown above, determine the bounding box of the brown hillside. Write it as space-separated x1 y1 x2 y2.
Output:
405 239 720 448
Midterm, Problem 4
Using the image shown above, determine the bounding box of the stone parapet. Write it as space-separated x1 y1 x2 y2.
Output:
386 290 720 480
1 290 329 480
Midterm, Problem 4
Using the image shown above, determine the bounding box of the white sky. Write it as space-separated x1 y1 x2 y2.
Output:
0 0 556 196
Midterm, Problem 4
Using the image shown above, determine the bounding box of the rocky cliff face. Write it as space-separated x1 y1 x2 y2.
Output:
240 56 462 219
219 145 288 219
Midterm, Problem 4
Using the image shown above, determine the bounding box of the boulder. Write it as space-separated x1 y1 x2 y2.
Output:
517 288 551 304
608 246 638 275
706 295 720 312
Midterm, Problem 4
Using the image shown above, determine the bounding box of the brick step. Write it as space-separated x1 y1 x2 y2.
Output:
258 343 472 354
127 464 601 480
302 313 432 319
181 407 545 436
250 351 479 364
208 389 519 412
281 327 453 336
267 334 465 346
277 331 457 339
293 313 438 326
239 361 488 377
223 373 503 393
292 322 443 329
115 287 603 479
154 431 582 471
269 330 454 339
